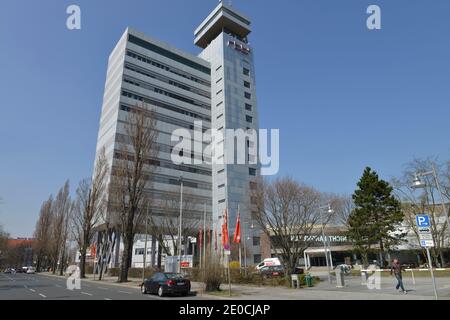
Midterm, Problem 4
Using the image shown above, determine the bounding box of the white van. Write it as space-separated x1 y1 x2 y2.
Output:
256 258 282 271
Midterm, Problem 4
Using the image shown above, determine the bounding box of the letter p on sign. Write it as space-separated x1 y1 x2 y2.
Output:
415 215 431 227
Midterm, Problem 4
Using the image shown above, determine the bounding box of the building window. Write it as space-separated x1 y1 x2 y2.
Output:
246 115 253 123
219 199 226 204
249 181 257 190
249 168 256 176
245 92 251 99
216 65 222 71
243 67 250 76
245 103 252 111
244 81 251 88
217 101 223 107
217 114 224 119
217 89 223 95
253 237 260 246
216 78 222 84
135 248 145 255
254 254 262 264
218 169 225 174
218 184 225 189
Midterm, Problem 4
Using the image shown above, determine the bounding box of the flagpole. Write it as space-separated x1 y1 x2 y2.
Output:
199 227 202 269
203 202 206 271
226 201 231 297
238 205 242 274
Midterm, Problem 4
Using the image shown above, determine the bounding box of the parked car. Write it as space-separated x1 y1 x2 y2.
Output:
3 268 15 274
292 267 304 274
259 265 285 278
256 258 282 271
15 268 25 273
26 267 36 274
141 272 190 297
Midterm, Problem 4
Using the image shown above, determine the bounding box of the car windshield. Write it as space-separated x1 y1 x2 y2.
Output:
165 273 184 280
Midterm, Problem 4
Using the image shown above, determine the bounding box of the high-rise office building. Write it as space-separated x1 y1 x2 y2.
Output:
94 2 261 266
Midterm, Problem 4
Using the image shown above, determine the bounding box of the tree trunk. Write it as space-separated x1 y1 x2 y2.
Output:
157 235 163 270
79 248 87 278
59 249 66 276
361 252 369 268
378 240 385 267
119 236 133 282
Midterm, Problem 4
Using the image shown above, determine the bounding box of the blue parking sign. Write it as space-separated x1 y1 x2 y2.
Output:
416 214 431 227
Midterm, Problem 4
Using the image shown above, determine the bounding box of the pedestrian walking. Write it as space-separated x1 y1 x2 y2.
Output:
390 259 407 294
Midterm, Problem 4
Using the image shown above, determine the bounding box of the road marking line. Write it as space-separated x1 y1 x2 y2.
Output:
29 289 36 292
118 290 132 294
81 292 93 296
39 294 47 298
97 287 109 290
150 295 169 301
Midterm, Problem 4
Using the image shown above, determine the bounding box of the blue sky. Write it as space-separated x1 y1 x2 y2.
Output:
0 0 449 237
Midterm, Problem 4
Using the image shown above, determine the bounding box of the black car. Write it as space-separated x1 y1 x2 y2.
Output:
260 266 285 278
141 272 191 297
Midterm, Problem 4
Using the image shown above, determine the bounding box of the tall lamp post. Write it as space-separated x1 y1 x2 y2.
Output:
177 176 184 273
412 165 450 241
243 220 255 276
142 207 150 284
319 204 335 284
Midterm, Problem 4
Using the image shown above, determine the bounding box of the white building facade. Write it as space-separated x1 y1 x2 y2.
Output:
93 3 262 267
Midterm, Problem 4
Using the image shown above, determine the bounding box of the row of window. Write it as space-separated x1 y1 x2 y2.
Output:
124 63 211 98
126 50 210 87
124 77 210 110
114 152 212 176
120 104 209 132
116 131 212 165
128 34 211 75
121 90 211 122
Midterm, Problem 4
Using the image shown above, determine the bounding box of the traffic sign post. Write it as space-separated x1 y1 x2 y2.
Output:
415 214 438 300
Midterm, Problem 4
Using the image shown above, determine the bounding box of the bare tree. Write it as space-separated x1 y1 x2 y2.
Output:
392 158 450 266
72 148 109 278
110 103 158 282
331 195 355 227
33 197 54 271
148 193 201 267
252 177 329 274
0 225 9 268
49 181 71 275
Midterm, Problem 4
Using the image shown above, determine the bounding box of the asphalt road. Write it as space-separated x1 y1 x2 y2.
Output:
0 272 208 300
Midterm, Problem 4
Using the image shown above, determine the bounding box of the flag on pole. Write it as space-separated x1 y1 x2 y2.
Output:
233 210 241 244
222 209 230 252
207 226 211 251
199 226 203 251
214 224 218 251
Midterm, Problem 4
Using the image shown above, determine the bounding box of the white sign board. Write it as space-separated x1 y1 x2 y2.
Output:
416 215 434 248
420 239 434 248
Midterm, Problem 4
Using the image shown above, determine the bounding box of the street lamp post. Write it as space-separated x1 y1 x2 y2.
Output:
412 164 450 242
142 208 149 284
178 177 184 273
319 204 334 284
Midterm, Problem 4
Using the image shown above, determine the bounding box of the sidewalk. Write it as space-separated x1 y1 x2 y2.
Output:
41 272 450 300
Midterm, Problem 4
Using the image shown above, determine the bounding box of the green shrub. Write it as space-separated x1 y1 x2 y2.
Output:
106 267 156 279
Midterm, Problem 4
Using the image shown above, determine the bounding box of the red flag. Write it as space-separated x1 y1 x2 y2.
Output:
207 226 211 250
233 210 241 244
214 224 218 251
222 209 230 251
